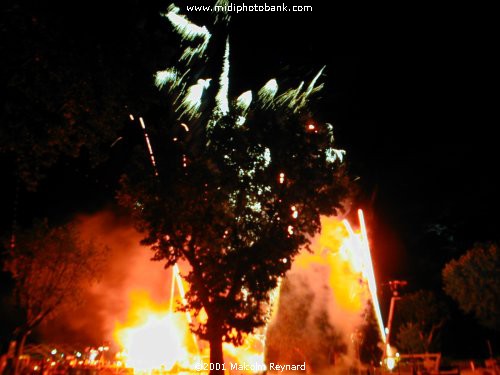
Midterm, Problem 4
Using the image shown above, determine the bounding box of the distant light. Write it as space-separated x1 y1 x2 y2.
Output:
180 123 189 132
33 366 39 371
308 124 315 130
282 258 288 264
129 114 134 121
51 349 57 355
385 327 389 335
287 226 294 235
50 362 56 367
396 352 400 358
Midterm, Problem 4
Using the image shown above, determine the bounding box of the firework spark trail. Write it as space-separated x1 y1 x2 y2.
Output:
138 117 159 177
343 210 387 343
173 264 199 352
135 115 199 353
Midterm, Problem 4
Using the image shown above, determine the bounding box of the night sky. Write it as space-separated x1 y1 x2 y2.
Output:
1 0 498 359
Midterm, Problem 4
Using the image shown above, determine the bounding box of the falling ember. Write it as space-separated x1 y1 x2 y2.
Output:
138 117 159 177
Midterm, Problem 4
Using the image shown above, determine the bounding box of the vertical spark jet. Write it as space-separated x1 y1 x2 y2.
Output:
343 210 386 344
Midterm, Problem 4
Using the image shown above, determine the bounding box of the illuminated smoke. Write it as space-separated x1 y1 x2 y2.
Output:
266 214 382 372
39 210 172 348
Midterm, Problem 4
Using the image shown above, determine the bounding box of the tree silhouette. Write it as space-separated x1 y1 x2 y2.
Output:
118 3 349 373
442 242 499 331
394 290 448 353
2 220 106 375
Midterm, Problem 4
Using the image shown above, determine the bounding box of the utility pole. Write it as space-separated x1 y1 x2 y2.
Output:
386 280 407 346
383 280 407 370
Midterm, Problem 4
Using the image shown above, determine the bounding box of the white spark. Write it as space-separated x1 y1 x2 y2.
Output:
325 147 346 163
163 5 211 63
215 38 230 117
276 81 304 109
247 199 262 213
165 7 211 42
236 116 246 126
154 68 180 90
236 90 253 113
298 66 325 107
139 117 159 176
181 44 209 64
178 78 211 119
257 79 278 108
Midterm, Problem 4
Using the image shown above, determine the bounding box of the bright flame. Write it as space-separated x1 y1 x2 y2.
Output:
340 210 386 343
293 215 369 313
224 336 267 372
114 291 195 373
275 211 385 363
112 210 384 373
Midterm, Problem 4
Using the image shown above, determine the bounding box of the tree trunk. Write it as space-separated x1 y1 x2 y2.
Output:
208 319 224 375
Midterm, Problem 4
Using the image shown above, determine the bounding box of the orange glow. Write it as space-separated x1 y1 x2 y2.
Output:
112 211 384 373
224 335 267 372
113 291 198 372
294 216 368 313
290 213 385 341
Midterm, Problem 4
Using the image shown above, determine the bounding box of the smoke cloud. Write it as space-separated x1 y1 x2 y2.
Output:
266 216 372 372
40 210 172 348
